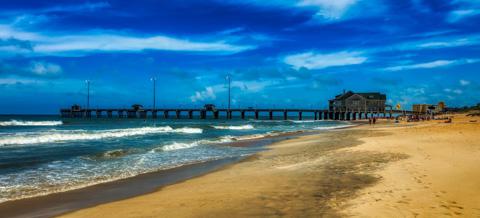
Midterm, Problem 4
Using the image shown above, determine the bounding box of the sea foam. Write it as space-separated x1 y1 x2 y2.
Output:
0 126 202 146
160 142 200 151
0 120 63 126
211 124 254 130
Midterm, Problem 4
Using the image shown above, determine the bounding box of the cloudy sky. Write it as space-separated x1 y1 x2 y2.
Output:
0 0 479 114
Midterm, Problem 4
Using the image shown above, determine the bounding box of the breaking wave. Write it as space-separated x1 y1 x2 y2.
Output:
0 120 62 126
0 126 202 146
211 124 254 130
290 120 317 123
159 142 200 151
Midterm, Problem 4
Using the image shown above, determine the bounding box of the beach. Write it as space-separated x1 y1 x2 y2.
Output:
59 113 480 217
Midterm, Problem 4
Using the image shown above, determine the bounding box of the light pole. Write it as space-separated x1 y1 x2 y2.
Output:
226 74 231 110
85 80 90 109
151 77 156 110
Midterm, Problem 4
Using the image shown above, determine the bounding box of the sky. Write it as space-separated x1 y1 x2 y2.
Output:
0 0 479 114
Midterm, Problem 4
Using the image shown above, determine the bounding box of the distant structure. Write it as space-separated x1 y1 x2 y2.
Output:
412 102 446 113
329 90 387 112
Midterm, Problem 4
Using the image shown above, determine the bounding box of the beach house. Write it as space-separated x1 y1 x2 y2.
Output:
329 91 387 112
412 102 446 114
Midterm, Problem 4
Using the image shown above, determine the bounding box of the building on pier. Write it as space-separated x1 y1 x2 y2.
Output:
329 91 387 112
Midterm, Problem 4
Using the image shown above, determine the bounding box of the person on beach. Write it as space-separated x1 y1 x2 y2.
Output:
369 118 372 125
373 117 377 125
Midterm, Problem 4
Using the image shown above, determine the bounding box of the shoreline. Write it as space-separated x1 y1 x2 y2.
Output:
0 128 333 218
59 114 480 217
0 157 242 218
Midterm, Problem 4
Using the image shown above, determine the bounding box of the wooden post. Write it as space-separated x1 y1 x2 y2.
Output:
164 111 169 119
176 110 181 119
298 111 302 120
188 110 193 119
314 111 317 120
139 111 146 119
255 110 259 120
284 110 288 120
85 110 92 118
269 111 273 120
241 111 245 119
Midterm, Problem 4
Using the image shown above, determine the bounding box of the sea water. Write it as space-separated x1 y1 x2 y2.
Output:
0 115 352 203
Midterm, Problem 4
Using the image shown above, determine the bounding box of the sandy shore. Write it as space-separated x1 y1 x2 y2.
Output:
61 114 480 217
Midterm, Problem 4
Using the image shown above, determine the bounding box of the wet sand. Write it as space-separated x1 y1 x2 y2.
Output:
0 158 242 218
0 131 309 218
58 124 401 217
60 114 480 217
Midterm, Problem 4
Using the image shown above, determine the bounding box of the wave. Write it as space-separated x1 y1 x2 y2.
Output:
160 142 200 151
0 120 62 126
173 127 203 134
211 124 254 130
0 126 202 146
290 120 317 123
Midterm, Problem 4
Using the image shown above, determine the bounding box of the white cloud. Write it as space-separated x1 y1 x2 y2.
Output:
190 87 216 102
416 37 475 49
28 61 62 76
296 0 359 20
447 0 480 23
444 88 462 94
373 34 480 53
0 24 255 56
384 59 480 71
283 51 367 70
0 77 38 85
34 34 254 55
223 0 383 22
460 79 470 86
447 9 480 22
40 2 110 13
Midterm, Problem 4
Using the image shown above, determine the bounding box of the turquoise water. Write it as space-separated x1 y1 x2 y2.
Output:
0 115 352 203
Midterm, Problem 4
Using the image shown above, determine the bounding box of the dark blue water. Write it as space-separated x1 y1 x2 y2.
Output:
0 115 352 203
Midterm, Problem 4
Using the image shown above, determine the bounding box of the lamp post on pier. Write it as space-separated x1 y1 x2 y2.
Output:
85 80 90 109
226 74 231 110
225 74 232 119
151 77 156 110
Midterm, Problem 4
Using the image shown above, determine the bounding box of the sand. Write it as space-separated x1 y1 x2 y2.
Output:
345 114 480 217
60 114 480 217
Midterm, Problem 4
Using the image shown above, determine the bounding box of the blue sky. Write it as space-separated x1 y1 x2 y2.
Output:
0 0 479 114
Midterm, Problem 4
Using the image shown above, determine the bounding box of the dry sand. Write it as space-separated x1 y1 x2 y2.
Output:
60 114 480 217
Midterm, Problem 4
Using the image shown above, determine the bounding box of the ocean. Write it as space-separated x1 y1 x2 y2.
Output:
0 115 352 203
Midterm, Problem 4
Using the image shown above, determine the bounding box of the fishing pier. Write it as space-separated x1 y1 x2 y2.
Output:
60 90 417 120
60 106 412 121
